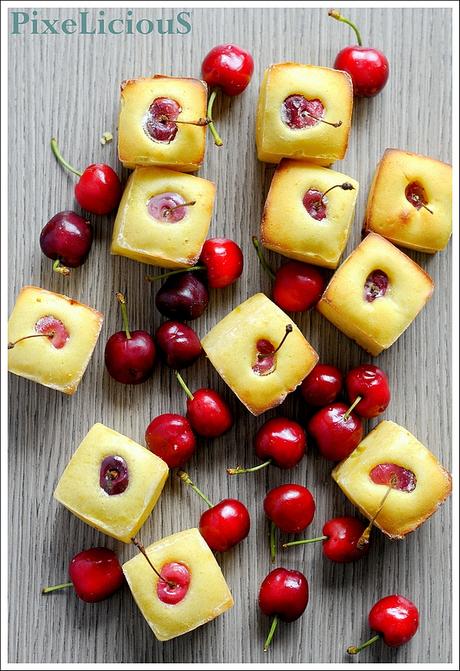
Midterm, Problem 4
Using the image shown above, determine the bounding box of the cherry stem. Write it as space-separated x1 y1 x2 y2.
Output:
177 470 214 508
8 333 54 349
50 137 82 177
282 535 328 548
269 521 276 563
52 259 70 276
174 370 194 401
343 395 362 420
145 265 206 283
258 325 293 360
263 615 279 652
252 236 276 281
227 460 272 475
131 537 175 588
321 182 355 204
302 110 342 128
412 193 434 214
160 115 208 127
163 200 196 216
328 9 363 47
116 292 131 340
357 475 397 548
347 633 381 655
207 89 224 147
42 581 73 594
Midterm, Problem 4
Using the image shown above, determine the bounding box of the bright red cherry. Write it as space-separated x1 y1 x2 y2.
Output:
51 138 122 215
175 372 233 438
258 567 309 651
145 413 196 469
307 402 363 461
40 210 93 275
329 10 389 97
264 484 315 538
272 262 325 312
157 562 190 604
300 363 343 407
348 595 419 654
42 548 124 602
345 364 390 418
155 321 202 369
199 238 244 288
201 44 254 96
105 293 156 385
178 471 250 552
283 516 369 563
227 418 306 475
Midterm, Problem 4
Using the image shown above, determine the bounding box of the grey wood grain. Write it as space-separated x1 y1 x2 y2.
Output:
8 7 452 664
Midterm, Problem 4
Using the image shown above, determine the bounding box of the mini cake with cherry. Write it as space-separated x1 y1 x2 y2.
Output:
111 166 216 268
364 149 452 253
256 62 353 165
261 160 359 268
123 528 233 641
8 286 103 395
317 232 434 355
54 423 169 542
201 293 318 415
118 75 208 172
332 420 452 539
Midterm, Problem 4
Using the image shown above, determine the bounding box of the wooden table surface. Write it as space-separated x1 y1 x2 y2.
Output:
8 6 452 665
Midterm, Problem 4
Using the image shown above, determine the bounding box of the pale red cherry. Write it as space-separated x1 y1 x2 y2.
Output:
370 463 416 492
35 316 69 349
281 96 325 128
144 98 181 143
157 562 191 604
147 193 191 223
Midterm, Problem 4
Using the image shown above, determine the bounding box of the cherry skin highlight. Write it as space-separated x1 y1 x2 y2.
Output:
201 44 254 96
345 364 390 418
368 595 419 647
145 414 196 469
157 562 190 604
264 484 315 534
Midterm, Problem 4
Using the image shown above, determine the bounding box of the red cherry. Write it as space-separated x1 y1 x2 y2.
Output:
157 562 190 605
307 402 363 461
40 210 93 275
145 413 196 469
175 372 233 438
155 321 202 369
348 595 419 654
42 548 124 602
201 44 254 96
264 484 315 534
370 463 416 492
300 363 343 407
329 10 389 97
345 364 390 418
283 516 369 563
51 138 121 215
258 567 309 651
272 262 325 312
105 293 155 385
199 238 244 288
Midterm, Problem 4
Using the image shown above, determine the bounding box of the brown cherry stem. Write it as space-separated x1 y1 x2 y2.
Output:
321 182 355 203
53 259 71 276
258 325 293 360
116 292 131 340
343 395 362 420
174 370 194 401
131 537 175 588
357 475 397 548
8 333 55 349
145 265 206 283
282 535 328 549
163 200 196 216
252 236 276 281
227 460 272 475
177 470 214 508
42 581 73 594
412 194 434 214
302 111 342 128
160 115 209 127
347 634 381 655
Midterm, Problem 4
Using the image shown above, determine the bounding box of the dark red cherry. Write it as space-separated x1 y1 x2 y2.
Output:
40 210 93 275
264 484 315 534
345 364 391 417
201 44 254 96
281 95 324 128
145 413 196 469
364 269 389 302
303 189 326 220
157 562 190 604
307 402 363 461
272 262 325 312
199 238 244 288
99 456 129 495
144 97 181 143
300 363 343 407
155 321 202 369
405 182 432 213
155 273 209 321
370 463 416 492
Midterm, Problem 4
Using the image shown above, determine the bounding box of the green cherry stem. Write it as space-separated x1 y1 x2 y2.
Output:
282 535 328 549
263 615 279 652
116 292 131 340
53 259 70 276
252 236 276 281
328 9 363 46
145 265 206 283
347 633 381 655
50 137 82 177
42 581 73 594
207 89 224 147
227 460 272 475
175 370 194 401
177 470 213 508
343 395 362 420
269 520 276 563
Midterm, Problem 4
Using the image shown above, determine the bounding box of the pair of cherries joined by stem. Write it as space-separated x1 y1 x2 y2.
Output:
178 470 250 552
